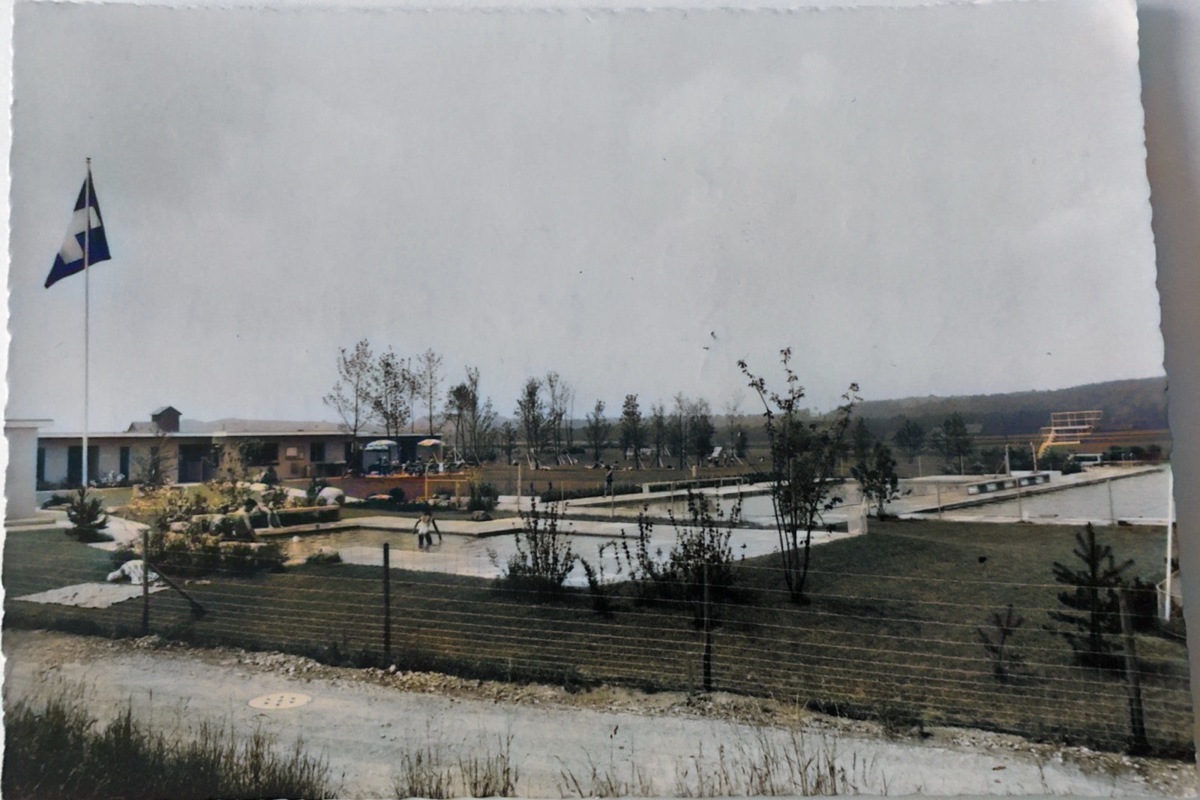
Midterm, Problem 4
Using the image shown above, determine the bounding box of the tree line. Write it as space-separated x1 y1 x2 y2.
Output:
324 339 751 469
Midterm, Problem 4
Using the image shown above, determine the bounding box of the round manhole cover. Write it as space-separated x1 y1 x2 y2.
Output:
248 692 313 710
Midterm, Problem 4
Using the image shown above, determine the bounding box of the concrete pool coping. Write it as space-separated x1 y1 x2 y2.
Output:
256 513 812 542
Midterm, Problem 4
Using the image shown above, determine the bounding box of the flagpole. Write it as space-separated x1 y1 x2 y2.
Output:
83 158 91 489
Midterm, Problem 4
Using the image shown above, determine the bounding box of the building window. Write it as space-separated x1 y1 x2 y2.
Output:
310 442 326 463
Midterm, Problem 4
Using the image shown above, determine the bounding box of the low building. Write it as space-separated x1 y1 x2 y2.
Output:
36 408 439 488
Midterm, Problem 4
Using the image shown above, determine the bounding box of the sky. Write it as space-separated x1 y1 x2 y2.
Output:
6 0 1164 433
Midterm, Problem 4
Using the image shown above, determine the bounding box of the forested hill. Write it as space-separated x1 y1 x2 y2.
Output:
857 377 1168 438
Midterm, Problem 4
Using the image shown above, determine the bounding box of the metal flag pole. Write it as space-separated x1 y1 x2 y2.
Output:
83 158 92 490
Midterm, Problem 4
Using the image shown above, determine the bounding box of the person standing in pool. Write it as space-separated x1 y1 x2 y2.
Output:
414 510 442 550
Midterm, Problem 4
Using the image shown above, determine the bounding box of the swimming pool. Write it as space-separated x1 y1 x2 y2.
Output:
282 522 811 587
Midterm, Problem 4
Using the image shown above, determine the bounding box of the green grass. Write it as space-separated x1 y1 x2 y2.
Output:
2 686 338 800
4 520 1192 756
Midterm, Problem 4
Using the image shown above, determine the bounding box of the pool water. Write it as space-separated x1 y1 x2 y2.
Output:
283 523 791 587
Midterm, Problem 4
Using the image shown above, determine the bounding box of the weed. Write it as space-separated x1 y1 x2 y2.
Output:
2 688 338 800
392 734 518 798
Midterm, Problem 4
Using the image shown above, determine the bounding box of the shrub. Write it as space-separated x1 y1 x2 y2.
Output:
618 490 738 624
304 478 329 506
977 604 1026 682
260 485 291 509
65 488 111 543
41 493 73 509
498 499 576 596
305 548 343 566
467 482 498 512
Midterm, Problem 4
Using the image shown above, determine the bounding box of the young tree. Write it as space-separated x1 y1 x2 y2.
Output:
443 367 497 463
851 417 874 464
324 339 376 474
977 604 1026 683
671 393 689 469
584 400 610 463
66 487 110 542
620 394 645 468
404 356 422 433
133 428 175 490
723 394 745 463
516 378 546 467
370 348 411 441
893 418 926 464
499 421 519 463
851 441 901 517
938 412 974 474
686 398 716 465
650 402 668 467
740 349 859 604
417 349 444 436
446 381 474 459
545 371 571 459
1048 523 1134 670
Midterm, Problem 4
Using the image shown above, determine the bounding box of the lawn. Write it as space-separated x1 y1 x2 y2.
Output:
4 518 1192 756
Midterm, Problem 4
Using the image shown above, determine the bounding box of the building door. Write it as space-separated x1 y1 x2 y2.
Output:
88 446 100 483
119 447 131 480
178 444 210 483
67 446 82 487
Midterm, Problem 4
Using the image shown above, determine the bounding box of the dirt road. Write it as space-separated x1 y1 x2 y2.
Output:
4 629 1194 799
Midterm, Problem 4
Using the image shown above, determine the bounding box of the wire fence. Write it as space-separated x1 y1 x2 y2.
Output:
5 519 1193 758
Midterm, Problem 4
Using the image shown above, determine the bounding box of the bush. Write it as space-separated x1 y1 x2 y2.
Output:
498 499 576 597
305 548 343 566
65 488 112 543
467 482 498 512
41 493 73 509
618 490 738 624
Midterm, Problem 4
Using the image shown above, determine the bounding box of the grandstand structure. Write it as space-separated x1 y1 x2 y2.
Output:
1037 410 1103 457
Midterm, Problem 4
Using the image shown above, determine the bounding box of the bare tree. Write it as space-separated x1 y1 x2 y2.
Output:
650 402 668 467
418 349 444 436
740 349 859 604
584 400 610 464
516 377 546 467
404 356 422 433
370 348 411 440
446 366 497 464
723 392 745 463
545 371 569 460
671 393 690 468
324 339 376 474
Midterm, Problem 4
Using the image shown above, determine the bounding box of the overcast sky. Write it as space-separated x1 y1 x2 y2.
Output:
7 0 1163 433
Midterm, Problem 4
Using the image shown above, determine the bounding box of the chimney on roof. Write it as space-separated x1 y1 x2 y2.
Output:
150 406 181 433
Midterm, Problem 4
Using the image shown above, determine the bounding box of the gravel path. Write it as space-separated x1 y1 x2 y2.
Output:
4 629 1194 799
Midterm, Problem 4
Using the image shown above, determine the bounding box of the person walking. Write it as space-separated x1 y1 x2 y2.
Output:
604 464 614 497
414 510 441 550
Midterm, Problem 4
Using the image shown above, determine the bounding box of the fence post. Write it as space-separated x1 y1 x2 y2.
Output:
383 543 392 665
1118 588 1149 754
142 529 150 635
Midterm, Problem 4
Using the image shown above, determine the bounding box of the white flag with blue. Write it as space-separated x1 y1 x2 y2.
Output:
45 171 111 288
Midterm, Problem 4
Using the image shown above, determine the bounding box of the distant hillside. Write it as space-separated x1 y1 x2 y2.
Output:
856 377 1168 438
